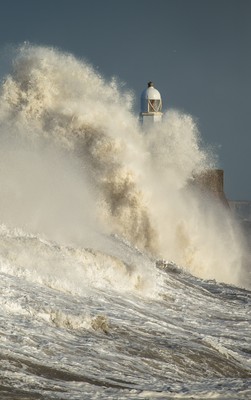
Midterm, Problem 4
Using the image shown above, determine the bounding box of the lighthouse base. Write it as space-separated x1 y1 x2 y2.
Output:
140 112 162 128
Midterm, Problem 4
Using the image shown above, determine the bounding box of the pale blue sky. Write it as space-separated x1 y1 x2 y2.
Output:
0 0 250 199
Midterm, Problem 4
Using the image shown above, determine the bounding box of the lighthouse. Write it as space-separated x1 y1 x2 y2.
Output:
140 81 163 127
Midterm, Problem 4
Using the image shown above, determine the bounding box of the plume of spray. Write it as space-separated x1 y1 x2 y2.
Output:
0 43 248 287
143 116 248 285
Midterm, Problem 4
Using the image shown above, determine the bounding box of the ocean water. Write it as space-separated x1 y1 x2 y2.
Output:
0 44 250 399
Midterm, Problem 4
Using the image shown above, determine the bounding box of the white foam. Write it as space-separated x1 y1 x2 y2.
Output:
0 43 248 287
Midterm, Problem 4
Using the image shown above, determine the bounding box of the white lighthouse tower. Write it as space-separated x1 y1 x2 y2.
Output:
140 81 163 127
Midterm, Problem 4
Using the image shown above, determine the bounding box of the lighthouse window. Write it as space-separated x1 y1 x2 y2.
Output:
148 99 161 112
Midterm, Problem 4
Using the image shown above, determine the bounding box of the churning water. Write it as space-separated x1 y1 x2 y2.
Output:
0 44 250 399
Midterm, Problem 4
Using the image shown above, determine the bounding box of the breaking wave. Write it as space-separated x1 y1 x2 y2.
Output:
0 43 248 287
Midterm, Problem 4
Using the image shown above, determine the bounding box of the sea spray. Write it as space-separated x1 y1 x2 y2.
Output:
143 114 246 285
0 44 158 252
0 43 248 287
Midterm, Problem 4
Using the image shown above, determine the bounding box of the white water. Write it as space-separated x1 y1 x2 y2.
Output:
0 43 250 399
0 43 248 287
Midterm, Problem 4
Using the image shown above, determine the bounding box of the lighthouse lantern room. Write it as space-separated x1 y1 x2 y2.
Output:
140 81 163 127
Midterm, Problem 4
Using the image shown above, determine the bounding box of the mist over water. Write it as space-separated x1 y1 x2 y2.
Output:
0 43 248 287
